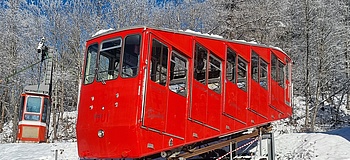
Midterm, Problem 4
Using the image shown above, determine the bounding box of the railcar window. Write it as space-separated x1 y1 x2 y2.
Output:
150 39 168 86
208 53 221 93
237 57 247 91
194 43 207 84
97 38 122 81
24 96 42 121
226 48 236 83
251 51 259 82
42 98 49 123
278 61 285 88
24 114 40 121
26 96 41 113
271 53 277 81
286 59 290 81
169 50 188 96
19 96 25 120
122 34 141 77
84 44 98 84
260 59 268 89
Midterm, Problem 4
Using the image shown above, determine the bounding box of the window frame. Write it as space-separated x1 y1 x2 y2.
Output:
259 58 268 90
194 43 208 85
121 34 142 78
97 37 123 82
237 57 248 91
226 47 237 84
150 38 169 86
208 53 222 93
169 50 188 96
251 50 259 82
271 52 278 81
83 43 99 85
24 96 42 121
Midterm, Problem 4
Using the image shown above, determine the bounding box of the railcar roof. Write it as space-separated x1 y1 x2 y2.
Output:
89 25 289 57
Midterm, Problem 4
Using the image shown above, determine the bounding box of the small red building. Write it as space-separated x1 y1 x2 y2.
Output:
76 26 292 159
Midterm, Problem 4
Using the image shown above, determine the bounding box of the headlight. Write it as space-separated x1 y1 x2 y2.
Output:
97 129 104 138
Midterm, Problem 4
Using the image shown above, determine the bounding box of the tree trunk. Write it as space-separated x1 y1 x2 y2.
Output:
0 101 4 133
304 0 310 130
11 88 18 142
346 37 350 110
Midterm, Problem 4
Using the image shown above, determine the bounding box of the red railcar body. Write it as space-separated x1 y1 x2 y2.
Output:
17 92 50 142
76 26 292 159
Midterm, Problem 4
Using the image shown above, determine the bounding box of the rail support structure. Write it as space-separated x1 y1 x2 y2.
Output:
171 125 272 160
261 132 275 160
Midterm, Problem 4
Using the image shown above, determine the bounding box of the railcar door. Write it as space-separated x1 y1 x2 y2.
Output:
190 43 222 130
143 37 169 132
166 50 188 139
270 52 285 115
249 50 268 122
224 47 248 125
285 59 292 106
191 43 208 124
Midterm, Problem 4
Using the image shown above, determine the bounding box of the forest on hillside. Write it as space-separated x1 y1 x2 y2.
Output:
0 0 349 142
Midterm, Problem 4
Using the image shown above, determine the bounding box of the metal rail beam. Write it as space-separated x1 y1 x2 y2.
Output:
172 126 272 160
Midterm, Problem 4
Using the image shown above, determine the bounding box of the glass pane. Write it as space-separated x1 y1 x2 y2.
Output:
84 44 98 84
226 48 236 83
169 51 188 96
150 39 168 86
251 51 259 82
97 38 122 81
101 39 121 50
24 114 40 121
208 53 221 93
42 98 49 123
122 34 141 77
26 96 42 113
271 53 277 81
260 59 268 89
19 96 25 121
194 43 207 84
237 57 247 91
278 61 285 87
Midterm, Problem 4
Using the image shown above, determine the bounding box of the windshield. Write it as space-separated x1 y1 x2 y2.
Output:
97 38 122 81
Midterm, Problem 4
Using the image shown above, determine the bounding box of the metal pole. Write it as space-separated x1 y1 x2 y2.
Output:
55 149 58 160
267 133 275 160
229 142 233 160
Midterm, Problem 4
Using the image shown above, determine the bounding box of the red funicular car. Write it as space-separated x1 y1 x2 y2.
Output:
76 26 292 159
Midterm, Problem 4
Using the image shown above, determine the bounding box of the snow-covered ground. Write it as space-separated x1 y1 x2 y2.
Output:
0 127 350 160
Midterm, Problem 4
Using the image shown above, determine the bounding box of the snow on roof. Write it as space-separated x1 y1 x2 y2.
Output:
184 29 223 39
92 28 115 37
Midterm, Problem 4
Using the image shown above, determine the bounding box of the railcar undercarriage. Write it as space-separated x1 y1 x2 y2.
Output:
139 124 274 160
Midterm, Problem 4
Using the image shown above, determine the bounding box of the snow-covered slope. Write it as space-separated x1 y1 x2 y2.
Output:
276 127 350 160
0 127 350 160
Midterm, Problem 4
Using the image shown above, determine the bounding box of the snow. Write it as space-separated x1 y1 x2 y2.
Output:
276 128 350 160
184 29 223 39
1 127 350 159
0 142 78 160
1 97 349 159
92 28 114 37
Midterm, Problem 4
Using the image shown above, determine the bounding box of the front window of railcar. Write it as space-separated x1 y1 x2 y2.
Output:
24 96 42 121
84 44 98 84
122 34 141 77
97 38 122 81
